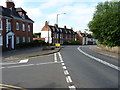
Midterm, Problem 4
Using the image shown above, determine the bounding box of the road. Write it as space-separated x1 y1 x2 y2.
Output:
1 45 119 90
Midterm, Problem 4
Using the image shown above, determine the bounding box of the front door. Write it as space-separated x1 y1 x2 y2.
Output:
8 36 12 50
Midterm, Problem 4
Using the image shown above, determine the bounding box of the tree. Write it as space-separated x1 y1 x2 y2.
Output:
33 32 41 38
88 1 120 47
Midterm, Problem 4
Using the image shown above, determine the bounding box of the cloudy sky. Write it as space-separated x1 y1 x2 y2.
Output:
0 0 114 33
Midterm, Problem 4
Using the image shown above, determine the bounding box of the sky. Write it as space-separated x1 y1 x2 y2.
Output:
0 0 116 33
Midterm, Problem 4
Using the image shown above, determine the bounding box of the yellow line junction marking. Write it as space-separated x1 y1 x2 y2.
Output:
0 84 26 90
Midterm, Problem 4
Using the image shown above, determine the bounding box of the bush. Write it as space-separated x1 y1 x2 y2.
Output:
16 40 46 49
69 40 81 45
42 46 55 50
63 40 81 45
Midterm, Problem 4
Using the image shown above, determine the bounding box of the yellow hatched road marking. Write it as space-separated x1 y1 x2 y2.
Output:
0 86 13 90
0 84 26 90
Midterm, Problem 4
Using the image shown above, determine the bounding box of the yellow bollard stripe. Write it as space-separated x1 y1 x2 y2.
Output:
0 84 26 90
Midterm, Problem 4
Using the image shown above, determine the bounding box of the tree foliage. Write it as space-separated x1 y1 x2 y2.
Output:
88 1 120 47
33 32 41 38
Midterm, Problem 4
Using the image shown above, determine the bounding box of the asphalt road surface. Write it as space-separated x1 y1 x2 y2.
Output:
1 45 119 90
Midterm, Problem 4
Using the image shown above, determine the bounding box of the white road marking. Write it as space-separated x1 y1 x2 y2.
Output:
2 62 61 69
66 76 72 83
36 62 60 65
64 70 69 75
58 52 64 62
69 85 76 90
58 52 76 90
54 53 57 62
62 66 67 70
7 64 34 68
19 59 29 63
77 46 120 71
61 63 65 66
0 63 18 65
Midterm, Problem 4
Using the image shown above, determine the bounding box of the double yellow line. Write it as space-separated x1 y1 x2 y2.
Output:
0 84 26 90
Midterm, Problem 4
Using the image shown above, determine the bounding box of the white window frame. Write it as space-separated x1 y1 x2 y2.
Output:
0 35 3 46
8 22 11 31
60 34 62 39
22 24 25 31
28 25 30 32
57 34 59 39
22 36 25 42
16 36 20 44
16 22 19 30
0 19 2 30
28 37 30 42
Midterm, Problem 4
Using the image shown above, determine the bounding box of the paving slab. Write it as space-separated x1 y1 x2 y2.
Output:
2 46 61 61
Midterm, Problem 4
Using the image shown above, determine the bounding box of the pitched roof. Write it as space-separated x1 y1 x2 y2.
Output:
0 6 34 23
87 34 93 38
80 33 87 37
48 25 75 34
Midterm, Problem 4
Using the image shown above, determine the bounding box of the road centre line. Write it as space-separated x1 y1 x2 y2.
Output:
77 46 120 71
61 63 65 66
64 70 69 75
54 53 57 62
66 76 73 83
58 52 64 62
57 52 76 90
62 66 67 70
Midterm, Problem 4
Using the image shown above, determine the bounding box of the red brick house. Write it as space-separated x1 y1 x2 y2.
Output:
76 31 98 45
0 0 34 50
41 21 75 44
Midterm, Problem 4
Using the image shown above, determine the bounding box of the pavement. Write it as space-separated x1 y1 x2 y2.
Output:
89 45 119 59
2 46 61 61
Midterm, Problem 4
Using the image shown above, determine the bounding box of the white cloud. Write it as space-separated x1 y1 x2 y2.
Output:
0 0 116 33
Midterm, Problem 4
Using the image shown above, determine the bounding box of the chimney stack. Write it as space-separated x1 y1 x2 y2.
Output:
54 24 58 28
45 21 48 26
64 26 67 29
6 0 15 8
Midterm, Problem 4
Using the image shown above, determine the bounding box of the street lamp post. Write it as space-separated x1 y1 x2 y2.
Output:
56 13 66 43
56 13 66 25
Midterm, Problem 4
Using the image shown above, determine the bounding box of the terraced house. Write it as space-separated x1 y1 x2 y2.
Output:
41 21 76 45
0 0 34 50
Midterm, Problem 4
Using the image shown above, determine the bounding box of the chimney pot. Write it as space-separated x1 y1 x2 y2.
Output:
54 24 58 28
6 0 15 8
64 26 66 29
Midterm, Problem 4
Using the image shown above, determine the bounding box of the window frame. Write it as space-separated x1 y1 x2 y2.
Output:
8 22 11 31
28 36 30 42
22 24 25 31
0 35 3 46
28 25 30 32
22 36 25 42
16 36 20 44
16 22 19 30
0 19 2 30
